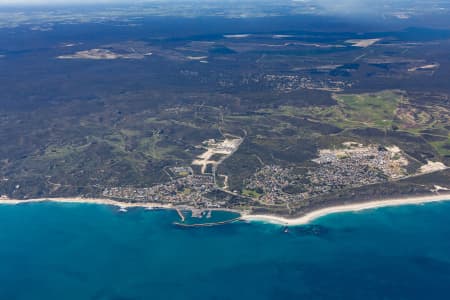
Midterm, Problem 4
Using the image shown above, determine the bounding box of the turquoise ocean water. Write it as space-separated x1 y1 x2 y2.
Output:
1 201 450 299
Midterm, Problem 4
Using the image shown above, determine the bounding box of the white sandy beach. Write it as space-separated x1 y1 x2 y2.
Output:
0 196 173 210
1 193 450 226
241 193 450 226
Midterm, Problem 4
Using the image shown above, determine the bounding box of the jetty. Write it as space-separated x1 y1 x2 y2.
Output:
176 208 185 222
173 217 241 228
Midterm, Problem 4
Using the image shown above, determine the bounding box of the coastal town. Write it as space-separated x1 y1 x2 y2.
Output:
103 137 243 209
261 74 353 93
101 139 448 215
102 174 219 207
244 143 411 206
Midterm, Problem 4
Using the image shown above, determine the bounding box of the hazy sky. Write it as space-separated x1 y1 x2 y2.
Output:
0 0 390 5
0 0 149 4
0 0 126 3
0 0 410 16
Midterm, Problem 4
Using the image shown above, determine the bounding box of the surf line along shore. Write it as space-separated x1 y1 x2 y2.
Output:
0 196 242 227
240 193 450 226
1 193 450 226
0 196 175 210
0 196 241 225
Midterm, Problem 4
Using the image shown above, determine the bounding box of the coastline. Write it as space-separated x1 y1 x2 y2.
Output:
241 193 450 226
0 197 175 210
0 196 241 222
1 193 450 226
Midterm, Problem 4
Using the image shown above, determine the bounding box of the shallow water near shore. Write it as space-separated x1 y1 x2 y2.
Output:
1 201 450 299
178 209 241 225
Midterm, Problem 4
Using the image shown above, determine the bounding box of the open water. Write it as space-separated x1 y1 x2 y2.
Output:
1 201 450 299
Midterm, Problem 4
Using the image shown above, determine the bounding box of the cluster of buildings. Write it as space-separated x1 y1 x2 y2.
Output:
245 165 305 205
312 145 408 179
244 144 409 204
263 74 352 92
102 137 410 211
102 174 217 207
103 138 244 210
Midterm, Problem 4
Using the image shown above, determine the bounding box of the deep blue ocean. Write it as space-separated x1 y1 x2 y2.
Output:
1 201 450 300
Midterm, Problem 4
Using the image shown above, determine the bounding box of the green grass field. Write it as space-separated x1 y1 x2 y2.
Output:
242 189 262 199
263 90 403 130
333 91 402 129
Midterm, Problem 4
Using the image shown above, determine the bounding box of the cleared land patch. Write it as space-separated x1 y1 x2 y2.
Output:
57 48 146 60
192 138 242 174
346 38 381 47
